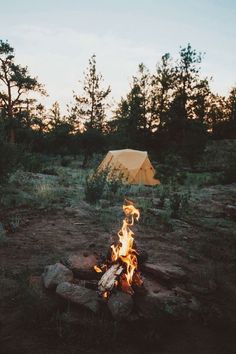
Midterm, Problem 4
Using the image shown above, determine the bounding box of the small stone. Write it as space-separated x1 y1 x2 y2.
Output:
42 263 73 290
107 291 133 320
56 282 100 313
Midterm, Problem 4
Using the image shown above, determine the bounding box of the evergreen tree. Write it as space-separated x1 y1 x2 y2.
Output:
207 93 226 134
164 44 204 145
150 53 175 131
133 63 151 132
71 54 111 132
0 40 46 142
211 87 236 138
192 78 211 123
112 80 144 148
175 43 203 120
227 87 236 123
112 64 152 149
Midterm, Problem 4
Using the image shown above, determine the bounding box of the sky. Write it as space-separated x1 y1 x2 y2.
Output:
1 0 236 113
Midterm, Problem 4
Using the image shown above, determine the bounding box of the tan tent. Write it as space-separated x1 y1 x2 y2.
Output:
98 149 160 186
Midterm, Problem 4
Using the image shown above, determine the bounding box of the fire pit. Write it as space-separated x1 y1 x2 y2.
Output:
40 200 200 321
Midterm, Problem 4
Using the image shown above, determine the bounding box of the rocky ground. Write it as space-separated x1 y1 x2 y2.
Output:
0 183 236 354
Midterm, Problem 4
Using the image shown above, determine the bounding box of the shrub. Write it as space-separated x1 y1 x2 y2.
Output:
84 169 108 203
156 154 186 184
0 141 22 182
105 170 125 200
20 152 43 173
169 190 190 218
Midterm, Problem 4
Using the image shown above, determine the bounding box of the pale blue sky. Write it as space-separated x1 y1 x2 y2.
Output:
1 0 236 112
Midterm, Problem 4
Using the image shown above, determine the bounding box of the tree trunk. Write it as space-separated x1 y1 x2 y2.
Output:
7 83 15 143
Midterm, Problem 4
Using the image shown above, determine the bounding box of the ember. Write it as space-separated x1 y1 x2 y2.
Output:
94 200 143 298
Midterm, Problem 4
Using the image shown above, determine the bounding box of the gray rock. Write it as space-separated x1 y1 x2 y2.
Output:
42 263 73 290
56 282 100 313
141 263 187 286
135 288 199 320
107 291 133 320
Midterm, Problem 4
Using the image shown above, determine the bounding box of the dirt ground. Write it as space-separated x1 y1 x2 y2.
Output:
1 185 236 354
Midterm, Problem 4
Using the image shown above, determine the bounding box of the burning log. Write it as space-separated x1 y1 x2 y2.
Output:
98 263 123 294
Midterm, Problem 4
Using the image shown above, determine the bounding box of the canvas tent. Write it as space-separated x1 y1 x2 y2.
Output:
98 149 160 186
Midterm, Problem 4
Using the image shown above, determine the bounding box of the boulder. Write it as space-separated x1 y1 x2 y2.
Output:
134 287 200 320
107 291 133 320
141 263 187 287
56 282 101 313
42 263 73 290
61 252 101 280
134 275 199 320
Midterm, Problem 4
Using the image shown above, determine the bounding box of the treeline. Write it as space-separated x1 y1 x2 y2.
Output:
1 40 236 169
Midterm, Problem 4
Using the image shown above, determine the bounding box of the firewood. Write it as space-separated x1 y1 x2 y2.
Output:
98 264 123 293
119 273 134 295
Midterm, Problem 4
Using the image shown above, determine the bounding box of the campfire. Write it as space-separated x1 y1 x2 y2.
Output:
41 199 196 321
94 200 143 298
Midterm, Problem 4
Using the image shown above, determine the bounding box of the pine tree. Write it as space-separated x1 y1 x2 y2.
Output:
0 40 46 142
71 54 111 132
150 53 175 130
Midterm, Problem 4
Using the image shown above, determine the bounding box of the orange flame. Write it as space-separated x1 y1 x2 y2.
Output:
103 291 108 299
111 201 140 286
94 265 103 273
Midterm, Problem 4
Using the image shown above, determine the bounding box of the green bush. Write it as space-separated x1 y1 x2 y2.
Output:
156 154 186 184
0 141 43 182
169 190 190 218
84 169 108 203
0 141 22 182
20 152 43 173
105 170 125 200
